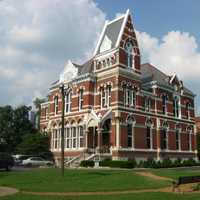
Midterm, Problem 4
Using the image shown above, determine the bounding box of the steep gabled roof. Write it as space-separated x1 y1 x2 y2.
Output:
93 9 130 56
141 63 194 96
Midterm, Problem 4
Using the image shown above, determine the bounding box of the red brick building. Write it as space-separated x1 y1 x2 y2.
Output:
195 117 200 134
40 10 197 164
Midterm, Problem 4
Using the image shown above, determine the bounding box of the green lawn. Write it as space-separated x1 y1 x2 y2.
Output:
0 168 200 200
150 168 200 180
1 192 200 200
0 168 169 192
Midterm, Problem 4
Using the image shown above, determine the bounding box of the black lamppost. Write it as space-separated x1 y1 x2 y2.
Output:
60 84 65 176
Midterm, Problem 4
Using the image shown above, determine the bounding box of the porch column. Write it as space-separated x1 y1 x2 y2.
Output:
116 117 120 148
156 118 161 161
85 129 89 149
96 128 103 153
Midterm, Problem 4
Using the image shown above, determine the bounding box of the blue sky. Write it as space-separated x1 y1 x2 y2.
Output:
96 0 200 47
0 0 200 114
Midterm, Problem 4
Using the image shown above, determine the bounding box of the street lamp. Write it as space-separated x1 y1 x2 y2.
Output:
59 83 65 177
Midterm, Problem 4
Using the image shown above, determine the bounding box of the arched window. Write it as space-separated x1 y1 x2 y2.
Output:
71 124 77 148
125 41 133 68
64 122 71 149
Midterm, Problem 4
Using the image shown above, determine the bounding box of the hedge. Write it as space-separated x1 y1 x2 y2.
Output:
80 158 200 169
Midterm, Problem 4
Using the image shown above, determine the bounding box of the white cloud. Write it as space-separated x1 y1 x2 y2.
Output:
0 0 105 106
136 30 200 114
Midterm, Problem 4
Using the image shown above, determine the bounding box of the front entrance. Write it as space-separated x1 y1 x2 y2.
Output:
102 119 111 153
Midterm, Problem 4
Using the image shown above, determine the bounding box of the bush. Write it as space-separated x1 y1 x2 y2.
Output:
80 160 94 167
0 152 14 170
100 159 137 169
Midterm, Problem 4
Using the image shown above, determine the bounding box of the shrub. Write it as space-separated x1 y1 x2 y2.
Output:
80 160 94 167
100 159 137 169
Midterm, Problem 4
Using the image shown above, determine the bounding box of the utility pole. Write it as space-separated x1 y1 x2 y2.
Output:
60 84 65 176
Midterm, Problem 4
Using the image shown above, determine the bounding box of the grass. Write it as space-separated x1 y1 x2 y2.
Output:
1 192 200 200
0 168 169 192
150 168 200 180
0 167 200 200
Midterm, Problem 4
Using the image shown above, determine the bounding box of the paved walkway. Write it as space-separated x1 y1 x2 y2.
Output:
0 187 18 197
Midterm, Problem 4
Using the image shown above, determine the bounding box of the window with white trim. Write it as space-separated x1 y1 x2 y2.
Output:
78 89 84 110
125 41 133 68
64 127 71 149
100 85 112 108
161 125 168 150
54 96 59 115
175 129 180 150
173 96 180 118
146 126 151 149
145 97 151 112
65 92 71 113
186 102 190 119
124 87 136 107
79 126 84 148
187 127 192 151
127 124 132 148
72 127 77 148
162 95 167 115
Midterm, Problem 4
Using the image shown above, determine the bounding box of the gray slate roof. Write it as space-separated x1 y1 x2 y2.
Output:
96 17 124 54
141 63 194 96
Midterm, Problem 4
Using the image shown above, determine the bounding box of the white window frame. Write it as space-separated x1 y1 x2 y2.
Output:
78 89 84 111
65 92 71 114
54 96 59 115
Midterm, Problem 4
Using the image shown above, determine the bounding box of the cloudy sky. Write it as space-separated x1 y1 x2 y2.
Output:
0 0 200 114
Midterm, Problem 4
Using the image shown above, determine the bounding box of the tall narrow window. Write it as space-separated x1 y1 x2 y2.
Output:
101 88 106 108
127 124 132 148
173 96 180 118
125 41 133 68
186 102 190 119
79 126 84 148
161 129 167 150
175 129 180 150
65 92 71 113
131 90 136 107
54 96 59 115
72 127 77 148
146 126 151 148
65 127 71 149
78 89 84 110
107 85 111 107
145 97 151 112
162 95 167 115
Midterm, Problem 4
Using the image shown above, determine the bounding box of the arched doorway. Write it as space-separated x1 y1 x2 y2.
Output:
102 119 111 153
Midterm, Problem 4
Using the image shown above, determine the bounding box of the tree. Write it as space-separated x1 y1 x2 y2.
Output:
33 98 45 131
0 105 36 153
16 133 52 159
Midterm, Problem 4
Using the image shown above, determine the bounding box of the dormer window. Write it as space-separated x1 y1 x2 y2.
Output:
125 41 133 68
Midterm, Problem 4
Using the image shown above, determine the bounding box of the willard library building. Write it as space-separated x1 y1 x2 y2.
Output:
40 10 198 165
